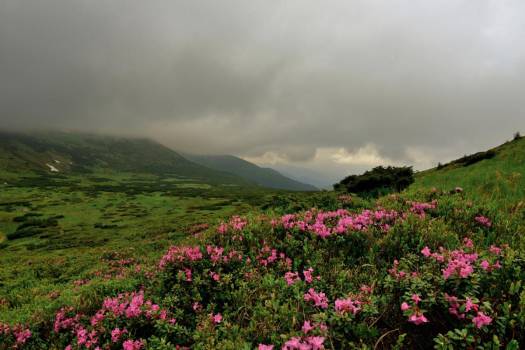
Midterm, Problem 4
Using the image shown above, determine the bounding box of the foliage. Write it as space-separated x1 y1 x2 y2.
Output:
411 136 525 208
334 166 414 197
2 185 525 349
2 135 525 349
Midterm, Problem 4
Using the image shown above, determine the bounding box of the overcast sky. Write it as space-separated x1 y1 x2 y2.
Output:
1 0 524 182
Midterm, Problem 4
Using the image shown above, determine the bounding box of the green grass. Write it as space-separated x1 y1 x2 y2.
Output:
410 136 525 208
0 171 285 324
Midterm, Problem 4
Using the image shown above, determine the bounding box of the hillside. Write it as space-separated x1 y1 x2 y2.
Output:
183 153 318 191
0 131 250 185
2 134 525 348
411 135 525 205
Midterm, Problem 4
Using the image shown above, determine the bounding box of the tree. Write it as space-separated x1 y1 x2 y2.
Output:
334 166 414 197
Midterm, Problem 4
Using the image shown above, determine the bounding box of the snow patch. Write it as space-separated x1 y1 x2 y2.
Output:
46 163 59 172
54 159 61 164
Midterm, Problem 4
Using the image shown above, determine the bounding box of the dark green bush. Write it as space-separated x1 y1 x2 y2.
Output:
334 166 414 197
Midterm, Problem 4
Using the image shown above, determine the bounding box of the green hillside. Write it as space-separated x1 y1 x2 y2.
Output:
410 135 525 206
184 153 318 191
2 134 525 348
0 131 250 186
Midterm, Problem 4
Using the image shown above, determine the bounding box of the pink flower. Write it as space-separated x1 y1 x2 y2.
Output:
192 302 202 311
421 246 431 257
442 250 477 279
258 345 274 350
76 328 88 346
489 245 502 255
125 293 144 318
465 298 478 312
212 313 222 324
282 336 325 350
463 237 474 248
302 321 314 334
210 272 220 282
111 328 127 343
475 216 492 228
472 312 492 328
90 311 105 326
306 336 325 350
480 260 490 271
401 302 410 311
284 272 300 286
123 339 144 350
304 288 329 309
303 268 314 283
183 268 192 282
14 328 31 345
282 337 302 349
334 298 361 315
408 313 429 325
217 222 228 234
360 285 372 294
159 245 203 268
411 294 421 304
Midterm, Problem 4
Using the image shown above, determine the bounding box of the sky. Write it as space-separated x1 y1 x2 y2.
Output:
1 0 524 185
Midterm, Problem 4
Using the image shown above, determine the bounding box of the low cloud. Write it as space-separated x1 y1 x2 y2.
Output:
330 144 397 167
1 0 524 182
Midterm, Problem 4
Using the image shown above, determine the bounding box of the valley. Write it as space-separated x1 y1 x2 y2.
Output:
0 133 524 349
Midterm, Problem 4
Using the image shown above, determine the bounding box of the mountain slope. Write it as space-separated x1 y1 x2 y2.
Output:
0 131 251 185
183 154 318 191
410 135 525 205
268 164 337 190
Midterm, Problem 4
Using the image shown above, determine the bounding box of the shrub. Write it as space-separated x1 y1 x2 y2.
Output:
334 166 414 197
2 188 525 349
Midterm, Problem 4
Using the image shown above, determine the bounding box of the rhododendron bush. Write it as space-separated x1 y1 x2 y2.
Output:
2 188 525 349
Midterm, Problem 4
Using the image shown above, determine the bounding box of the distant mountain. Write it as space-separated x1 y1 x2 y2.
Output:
265 164 336 190
183 153 318 191
0 131 250 185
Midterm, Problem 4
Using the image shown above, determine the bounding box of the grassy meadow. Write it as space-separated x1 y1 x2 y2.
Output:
0 136 525 349
411 137 525 208
0 172 280 325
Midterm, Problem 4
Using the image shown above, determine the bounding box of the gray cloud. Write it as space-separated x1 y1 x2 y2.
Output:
1 0 524 181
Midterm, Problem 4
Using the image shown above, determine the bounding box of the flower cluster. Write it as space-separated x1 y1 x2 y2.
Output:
159 246 203 268
284 267 319 286
475 215 492 228
400 294 428 325
256 245 291 268
334 297 361 315
53 291 175 349
408 200 437 218
0 322 32 347
282 336 325 350
217 215 248 234
303 288 329 309
420 239 502 280
278 207 401 238
444 294 493 328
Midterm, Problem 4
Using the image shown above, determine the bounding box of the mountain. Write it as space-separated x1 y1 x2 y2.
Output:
183 153 318 191
410 134 525 204
0 131 250 185
265 164 337 190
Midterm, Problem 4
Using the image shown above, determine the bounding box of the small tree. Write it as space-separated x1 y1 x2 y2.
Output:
514 131 521 140
334 166 414 197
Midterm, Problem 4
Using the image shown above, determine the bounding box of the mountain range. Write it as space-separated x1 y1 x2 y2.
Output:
0 131 317 191
183 153 317 191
